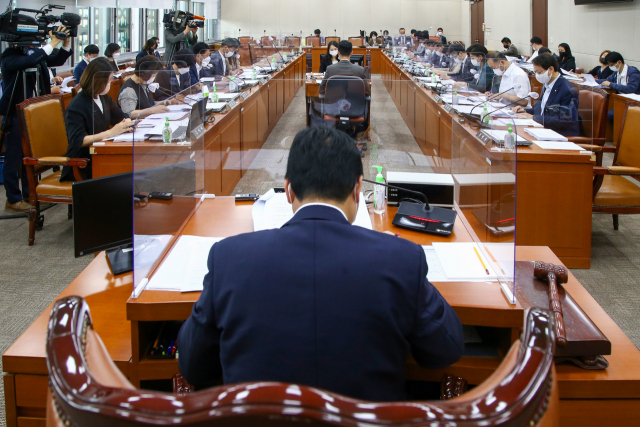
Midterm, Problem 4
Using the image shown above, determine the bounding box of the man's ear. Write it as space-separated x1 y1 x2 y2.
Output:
284 178 294 204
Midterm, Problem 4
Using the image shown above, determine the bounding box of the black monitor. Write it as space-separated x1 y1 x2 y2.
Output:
72 172 133 258
350 54 364 66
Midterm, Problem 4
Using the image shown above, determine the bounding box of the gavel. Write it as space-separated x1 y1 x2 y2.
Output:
533 261 569 346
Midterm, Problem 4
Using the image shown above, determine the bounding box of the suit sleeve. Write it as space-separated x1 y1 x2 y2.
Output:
178 245 223 386
46 48 72 67
2 49 48 72
189 65 199 86
73 64 83 84
532 83 579 136
320 69 331 96
610 69 640 94
408 245 464 369
597 72 617 85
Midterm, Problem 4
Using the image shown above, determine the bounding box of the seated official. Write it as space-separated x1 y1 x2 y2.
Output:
104 43 121 72
136 38 158 63
382 30 392 44
465 44 495 93
436 28 447 45
502 37 519 57
73 44 99 84
445 45 474 82
319 41 340 73
427 44 445 67
528 37 544 63
395 28 412 47
117 56 168 119
487 52 531 107
597 51 640 122
210 38 241 78
151 37 162 60
314 29 326 45
320 40 370 97
226 41 242 75
557 43 576 72
190 42 214 84
513 54 580 137
177 126 465 401
61 58 132 182
414 32 427 57
367 31 383 47
587 50 613 80
155 48 196 101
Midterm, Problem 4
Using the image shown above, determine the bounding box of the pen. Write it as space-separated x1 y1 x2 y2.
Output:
486 248 507 276
474 246 490 275
165 340 174 356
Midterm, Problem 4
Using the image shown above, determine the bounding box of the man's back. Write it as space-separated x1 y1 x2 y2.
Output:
320 60 369 96
178 205 464 402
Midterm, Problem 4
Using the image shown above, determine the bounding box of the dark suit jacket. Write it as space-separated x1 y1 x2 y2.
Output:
558 56 576 72
394 35 413 47
597 65 640 95
209 51 228 77
504 45 519 57
177 205 464 401
319 54 339 73
0 46 72 116
439 35 447 45
189 64 215 85
588 65 613 81
73 59 88 84
320 60 370 97
155 64 192 101
525 75 580 137
468 62 495 93
450 57 475 82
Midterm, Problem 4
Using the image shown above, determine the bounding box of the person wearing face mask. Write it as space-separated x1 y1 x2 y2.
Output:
210 38 239 78
587 50 613 80
501 37 519 57
151 37 162 60
597 52 640 122
225 39 243 76
74 44 99 84
117 56 169 119
382 30 392 44
190 42 214 85
436 28 447 45
512 54 580 137
136 38 158 63
367 31 383 47
443 45 474 82
395 28 412 47
528 37 544 63
557 43 576 72
486 51 531 107
61 58 132 182
176 126 464 400
414 33 427 56
163 22 198 64
465 44 495 93
155 48 198 101
428 44 445 67
319 41 340 73
104 43 121 72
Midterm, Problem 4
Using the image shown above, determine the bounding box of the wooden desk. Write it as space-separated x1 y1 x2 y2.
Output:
303 47 383 74
380 53 594 268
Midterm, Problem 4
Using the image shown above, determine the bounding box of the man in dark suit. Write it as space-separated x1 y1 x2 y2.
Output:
320 40 370 97
73 44 99 84
436 28 447 45
513 54 580 137
177 126 465 402
210 38 238 78
189 42 214 85
395 27 412 47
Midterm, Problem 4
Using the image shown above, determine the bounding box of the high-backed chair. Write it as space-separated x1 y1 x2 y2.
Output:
349 36 365 47
260 36 275 47
591 102 640 230
238 36 252 47
305 36 321 47
569 85 610 166
325 36 340 45
46 295 558 427
284 36 300 47
17 94 87 246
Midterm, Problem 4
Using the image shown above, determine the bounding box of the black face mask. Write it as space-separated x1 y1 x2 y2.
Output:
559 51 566 58
503 44 509 49
600 56 607 65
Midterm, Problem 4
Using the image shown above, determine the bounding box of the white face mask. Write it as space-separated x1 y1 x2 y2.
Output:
225 50 234 58
470 58 480 67
178 67 190 75
535 69 552 84
610 64 620 73
426 49 432 55
145 75 156 84
330 50 338 56
454 57 462 64
85 56 95 63
112 53 120 59
437 32 443 36
493 66 504 76
201 56 211 67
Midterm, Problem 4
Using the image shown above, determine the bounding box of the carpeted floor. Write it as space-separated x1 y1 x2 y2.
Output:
0 76 639 426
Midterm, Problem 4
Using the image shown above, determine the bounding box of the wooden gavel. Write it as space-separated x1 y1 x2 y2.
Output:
533 261 569 346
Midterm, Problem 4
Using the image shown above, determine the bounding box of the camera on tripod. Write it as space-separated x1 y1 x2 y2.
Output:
0 4 80 45
163 10 205 32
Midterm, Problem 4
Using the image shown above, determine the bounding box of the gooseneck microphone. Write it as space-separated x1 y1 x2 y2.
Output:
469 84 521 116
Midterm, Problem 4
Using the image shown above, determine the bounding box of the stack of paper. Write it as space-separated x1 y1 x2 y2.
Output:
497 118 543 127
533 140 585 151
431 242 498 281
145 111 189 120
483 130 529 143
560 69 581 80
581 73 600 87
524 128 568 141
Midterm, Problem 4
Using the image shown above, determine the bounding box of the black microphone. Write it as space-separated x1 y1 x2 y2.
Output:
269 36 285 62
486 91 540 116
469 84 521 116
255 41 276 70
362 179 430 210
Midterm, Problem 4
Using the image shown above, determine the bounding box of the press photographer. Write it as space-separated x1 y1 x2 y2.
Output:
162 9 204 64
0 5 77 212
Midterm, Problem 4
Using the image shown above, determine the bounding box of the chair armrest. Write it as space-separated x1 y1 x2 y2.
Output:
576 144 602 152
593 167 609 175
365 96 371 101
608 166 640 175
567 136 602 146
24 157 88 167
602 146 616 153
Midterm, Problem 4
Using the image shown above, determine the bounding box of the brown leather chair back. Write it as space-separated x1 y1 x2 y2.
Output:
615 103 640 168
260 36 275 47
284 36 300 47
46 296 558 427
349 36 364 47
577 85 609 143
325 36 340 45
305 36 321 47
238 36 252 47
19 95 68 162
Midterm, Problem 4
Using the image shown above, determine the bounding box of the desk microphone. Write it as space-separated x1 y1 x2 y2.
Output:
255 41 275 70
469 84 521 116
269 36 286 62
487 91 540 116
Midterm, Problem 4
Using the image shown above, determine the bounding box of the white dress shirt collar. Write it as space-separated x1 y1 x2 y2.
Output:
295 203 349 222
540 74 559 112
617 64 629 86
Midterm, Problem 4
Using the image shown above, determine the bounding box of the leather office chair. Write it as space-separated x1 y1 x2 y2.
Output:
349 36 365 47
305 36 321 47
260 36 275 47
46 295 559 427
284 36 300 47
325 36 340 45
591 102 640 230
569 85 610 166
238 36 252 47
17 94 88 246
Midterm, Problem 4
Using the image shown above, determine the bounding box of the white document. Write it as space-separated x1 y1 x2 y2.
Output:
146 235 225 292
505 56 519 63
60 86 73 94
524 127 568 141
432 242 497 281
422 246 448 282
532 140 585 150
61 76 75 87
145 111 189 120
166 105 191 111
579 73 600 87
216 93 241 100
200 77 217 82
206 102 228 112
620 93 640 102
145 118 189 136
497 118 543 127
483 130 528 143
560 69 580 80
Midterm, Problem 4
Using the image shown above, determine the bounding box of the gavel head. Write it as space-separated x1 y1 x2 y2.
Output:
533 261 569 285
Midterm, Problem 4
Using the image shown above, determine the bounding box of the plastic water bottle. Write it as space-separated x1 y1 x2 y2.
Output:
504 123 516 150
271 55 276 69
253 67 257 79
202 84 209 100
372 165 386 214
162 118 172 144
452 89 459 105
483 106 490 125
229 75 238 92
283 52 287 62
212 82 218 102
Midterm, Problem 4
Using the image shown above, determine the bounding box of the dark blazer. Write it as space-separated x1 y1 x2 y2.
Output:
73 59 88 84
177 205 464 401
394 35 412 47
319 54 339 73
209 51 228 77
320 60 370 96
0 46 72 116
468 61 495 93
450 56 475 82
61 91 127 181
504 45 519 57
189 64 215 85
439 35 447 45
588 65 613 81
558 56 576 72
597 65 640 95
136 49 151 63
155 64 192 101
525 75 580 137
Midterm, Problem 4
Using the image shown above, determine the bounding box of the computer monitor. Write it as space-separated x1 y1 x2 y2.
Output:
350 55 364 66
72 172 133 258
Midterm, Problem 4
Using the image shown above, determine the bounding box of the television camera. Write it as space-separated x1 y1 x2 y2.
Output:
163 10 205 32
0 4 79 46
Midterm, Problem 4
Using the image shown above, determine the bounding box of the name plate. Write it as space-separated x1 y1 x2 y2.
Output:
444 104 453 114
241 91 250 100
475 130 493 146
259 78 267 85
434 95 441 103
266 74 272 80
227 100 238 110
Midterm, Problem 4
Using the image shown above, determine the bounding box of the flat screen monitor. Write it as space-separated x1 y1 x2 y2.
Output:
575 0 632 4
72 172 133 257
350 55 364 66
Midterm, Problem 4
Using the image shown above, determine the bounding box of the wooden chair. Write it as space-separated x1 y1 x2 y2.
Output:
591 102 640 230
305 36 321 47
325 36 340 45
349 36 365 47
284 36 300 47
569 85 610 166
46 295 559 427
238 36 252 47
17 94 88 246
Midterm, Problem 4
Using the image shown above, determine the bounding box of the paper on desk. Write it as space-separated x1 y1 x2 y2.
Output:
497 118 543 127
524 127 568 141
167 105 191 111
60 86 73 93
422 246 448 282
145 111 189 120
145 118 189 136
505 56 519 63
532 140 584 150
146 235 225 292
61 76 75 87
560 69 581 80
580 73 600 87
620 93 640 102
483 130 529 143
216 93 241 100
432 242 497 281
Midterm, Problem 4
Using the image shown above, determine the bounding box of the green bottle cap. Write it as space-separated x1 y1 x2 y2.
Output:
372 165 384 183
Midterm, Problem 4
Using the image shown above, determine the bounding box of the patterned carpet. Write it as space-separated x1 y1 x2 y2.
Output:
0 76 639 425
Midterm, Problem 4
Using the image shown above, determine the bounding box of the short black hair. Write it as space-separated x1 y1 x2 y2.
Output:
449 44 465 54
221 38 239 48
467 44 488 59
151 36 160 42
411 29 416 34
135 55 163 79
558 43 573 59
314 29 321 35
399 27 405 31
438 28 443 31
84 44 99 55
487 51 506 62
192 42 210 56
426 40 435 46
532 53 558 72
338 40 352 57
538 47 552 55
173 48 196 67
370 31 378 37
104 43 120 58
530 36 542 45
285 127 363 202
501 37 511 44
605 51 624 65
